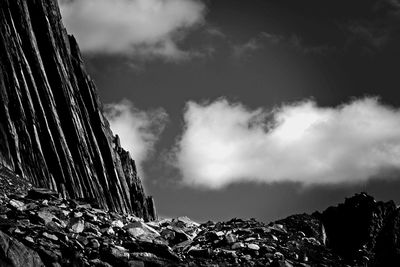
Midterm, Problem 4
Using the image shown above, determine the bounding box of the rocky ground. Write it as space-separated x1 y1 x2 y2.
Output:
1 1 400 266
1 168 399 267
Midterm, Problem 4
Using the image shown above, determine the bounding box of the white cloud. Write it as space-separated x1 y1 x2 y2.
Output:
172 98 400 189
59 0 205 60
105 100 168 176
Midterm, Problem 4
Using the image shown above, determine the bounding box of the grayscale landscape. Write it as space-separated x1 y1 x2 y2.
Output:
1 0 400 266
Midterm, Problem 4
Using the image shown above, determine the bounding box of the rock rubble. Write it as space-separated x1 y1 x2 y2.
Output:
1 167 400 266
2 187 337 267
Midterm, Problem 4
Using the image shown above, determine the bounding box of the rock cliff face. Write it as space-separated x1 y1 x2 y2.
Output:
317 192 399 265
0 0 155 220
319 193 395 256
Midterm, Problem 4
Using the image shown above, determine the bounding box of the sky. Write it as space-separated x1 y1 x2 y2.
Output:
59 0 400 222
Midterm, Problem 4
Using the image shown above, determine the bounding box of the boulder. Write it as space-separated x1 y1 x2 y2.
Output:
8 200 25 211
124 221 160 240
27 188 59 200
0 230 44 267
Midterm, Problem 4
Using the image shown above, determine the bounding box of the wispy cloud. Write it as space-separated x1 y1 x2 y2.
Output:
59 0 206 61
232 38 264 59
232 32 333 59
171 97 400 189
232 0 400 58
341 0 400 51
345 20 395 52
205 27 226 38
104 100 168 176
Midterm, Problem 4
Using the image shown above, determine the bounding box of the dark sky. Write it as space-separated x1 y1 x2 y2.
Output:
69 0 400 222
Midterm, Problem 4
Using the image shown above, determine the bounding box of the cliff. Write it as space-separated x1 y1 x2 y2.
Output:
2 0 400 266
0 0 155 220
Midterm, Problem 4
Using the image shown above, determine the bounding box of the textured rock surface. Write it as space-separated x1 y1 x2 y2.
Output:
0 230 44 267
1 173 400 266
0 186 177 266
375 208 400 266
2 0 400 266
0 186 346 267
0 0 155 220
318 192 398 265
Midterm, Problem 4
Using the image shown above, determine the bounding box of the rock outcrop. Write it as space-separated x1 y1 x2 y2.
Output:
0 0 155 220
2 0 400 266
0 178 346 267
1 169 400 266
0 230 44 267
374 208 400 266
317 192 399 266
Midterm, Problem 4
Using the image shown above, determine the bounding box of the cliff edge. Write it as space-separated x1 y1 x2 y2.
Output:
0 0 155 220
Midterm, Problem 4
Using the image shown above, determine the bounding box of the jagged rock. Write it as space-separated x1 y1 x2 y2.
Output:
89 239 100 249
160 228 176 242
24 236 34 243
42 232 58 241
73 211 83 218
0 230 44 267
318 192 397 263
106 246 130 263
173 216 200 228
0 169 32 197
225 233 237 244
37 210 57 225
69 219 85 233
2 190 399 266
127 259 145 267
271 259 294 267
232 242 245 249
8 199 25 211
188 246 212 258
111 220 124 228
124 221 160 241
27 188 58 200
89 259 113 267
374 208 400 266
0 0 155 221
277 213 327 245
247 243 260 250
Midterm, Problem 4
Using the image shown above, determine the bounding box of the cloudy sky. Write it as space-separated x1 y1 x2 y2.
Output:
59 0 400 222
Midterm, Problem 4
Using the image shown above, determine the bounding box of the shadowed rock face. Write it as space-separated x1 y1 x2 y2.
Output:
0 230 44 267
318 192 398 265
375 208 400 266
0 0 155 220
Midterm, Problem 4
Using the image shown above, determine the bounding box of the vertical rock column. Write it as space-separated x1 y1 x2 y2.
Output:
0 0 156 220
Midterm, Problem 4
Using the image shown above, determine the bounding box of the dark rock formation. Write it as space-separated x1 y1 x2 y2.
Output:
318 192 399 266
0 230 44 267
276 213 327 246
0 0 155 220
375 208 400 266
